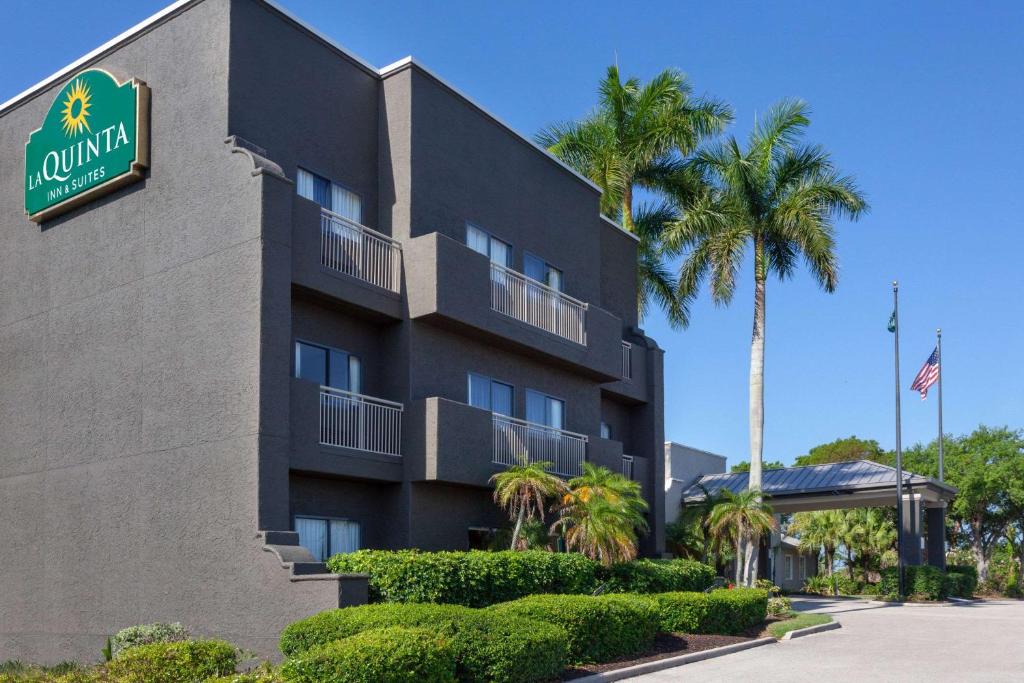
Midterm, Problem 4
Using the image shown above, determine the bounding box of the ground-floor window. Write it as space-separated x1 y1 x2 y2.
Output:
468 526 498 550
294 516 361 561
785 554 794 580
799 556 807 579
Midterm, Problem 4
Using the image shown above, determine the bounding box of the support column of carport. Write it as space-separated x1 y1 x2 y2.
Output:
925 504 947 570
901 493 923 565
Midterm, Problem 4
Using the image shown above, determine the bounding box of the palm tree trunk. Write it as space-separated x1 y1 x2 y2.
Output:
735 538 743 585
746 237 767 586
511 502 526 550
622 184 635 233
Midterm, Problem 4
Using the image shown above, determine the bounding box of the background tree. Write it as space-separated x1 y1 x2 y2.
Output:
669 99 867 583
843 507 897 582
537 65 731 324
731 459 786 473
709 488 778 585
490 460 566 550
789 510 845 592
793 436 887 467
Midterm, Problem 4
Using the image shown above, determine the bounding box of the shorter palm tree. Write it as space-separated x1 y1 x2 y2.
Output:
552 464 649 565
673 484 729 565
789 510 846 593
490 460 566 550
709 488 778 586
843 508 897 581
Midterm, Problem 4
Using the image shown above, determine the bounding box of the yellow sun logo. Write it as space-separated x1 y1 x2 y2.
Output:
60 79 92 137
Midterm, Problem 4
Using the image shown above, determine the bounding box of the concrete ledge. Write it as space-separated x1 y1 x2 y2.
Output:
569 637 776 682
781 620 842 640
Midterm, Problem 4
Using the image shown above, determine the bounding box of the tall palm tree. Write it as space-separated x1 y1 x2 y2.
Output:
708 488 778 585
669 99 868 579
537 65 732 324
490 460 566 550
552 464 649 565
843 508 896 581
790 510 846 592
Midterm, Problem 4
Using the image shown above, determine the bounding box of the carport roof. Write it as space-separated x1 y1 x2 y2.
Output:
680 459 957 503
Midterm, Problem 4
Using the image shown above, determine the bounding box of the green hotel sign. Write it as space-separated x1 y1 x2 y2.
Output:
25 69 150 222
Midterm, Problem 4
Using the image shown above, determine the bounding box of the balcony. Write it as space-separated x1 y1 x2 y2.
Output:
320 210 402 294
621 454 635 479
319 386 403 456
492 414 587 477
490 263 587 345
404 233 623 381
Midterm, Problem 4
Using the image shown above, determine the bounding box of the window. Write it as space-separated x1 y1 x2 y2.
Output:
295 340 361 393
297 168 362 223
524 252 563 291
600 421 612 440
467 373 513 416
799 556 807 580
526 389 564 429
466 223 511 266
784 555 794 580
467 527 497 550
621 455 634 479
294 516 360 561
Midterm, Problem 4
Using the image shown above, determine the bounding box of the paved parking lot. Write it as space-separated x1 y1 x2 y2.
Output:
628 597 1024 682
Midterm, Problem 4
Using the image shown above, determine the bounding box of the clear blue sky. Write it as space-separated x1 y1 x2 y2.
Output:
5 1 1022 468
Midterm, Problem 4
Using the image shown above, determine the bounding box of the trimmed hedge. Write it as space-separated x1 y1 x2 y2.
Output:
946 565 978 597
327 550 600 606
104 639 236 682
326 550 716 607
600 558 716 594
879 565 948 600
487 593 659 664
110 623 188 658
281 627 456 683
280 603 568 683
206 663 283 682
653 588 768 635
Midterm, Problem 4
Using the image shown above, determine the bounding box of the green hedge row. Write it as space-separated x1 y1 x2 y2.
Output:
879 566 948 600
945 564 978 597
105 639 237 682
280 602 568 683
326 550 714 607
653 588 768 635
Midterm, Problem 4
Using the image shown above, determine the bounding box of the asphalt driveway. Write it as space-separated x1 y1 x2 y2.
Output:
627 596 1024 682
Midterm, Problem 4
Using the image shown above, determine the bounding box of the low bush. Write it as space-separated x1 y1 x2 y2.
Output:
110 623 189 658
767 596 791 617
653 588 768 635
803 574 870 596
879 565 948 600
281 627 457 683
104 639 236 683
487 593 659 664
280 603 567 683
205 663 283 682
327 550 600 606
599 558 716 594
945 565 978 597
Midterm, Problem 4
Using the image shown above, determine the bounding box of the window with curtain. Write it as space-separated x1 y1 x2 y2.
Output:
294 340 361 394
294 516 361 561
526 390 564 429
799 556 807 579
466 223 511 266
467 373 513 416
297 168 362 223
524 253 563 291
600 421 612 440
785 555 794 580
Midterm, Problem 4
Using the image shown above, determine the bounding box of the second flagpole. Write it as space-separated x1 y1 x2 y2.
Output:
893 281 905 599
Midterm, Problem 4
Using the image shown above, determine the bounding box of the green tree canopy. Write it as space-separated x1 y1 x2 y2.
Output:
731 460 786 473
793 436 886 467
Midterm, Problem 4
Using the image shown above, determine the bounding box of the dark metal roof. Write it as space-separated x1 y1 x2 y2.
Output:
680 460 956 501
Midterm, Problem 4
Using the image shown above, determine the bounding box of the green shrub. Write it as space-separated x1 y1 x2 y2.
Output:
803 574 867 596
327 550 600 606
767 595 791 617
488 593 658 664
653 588 768 635
205 663 283 682
879 566 948 600
599 558 716 594
110 623 189 658
281 627 456 683
946 565 978 597
104 639 236 683
280 603 567 683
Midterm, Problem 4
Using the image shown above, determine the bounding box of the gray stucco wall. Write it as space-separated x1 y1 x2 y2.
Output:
664 443 728 524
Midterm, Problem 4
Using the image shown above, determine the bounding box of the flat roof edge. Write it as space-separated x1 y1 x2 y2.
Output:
380 56 604 196
600 215 640 242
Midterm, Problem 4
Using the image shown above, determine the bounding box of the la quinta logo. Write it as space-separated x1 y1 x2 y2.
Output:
25 68 150 222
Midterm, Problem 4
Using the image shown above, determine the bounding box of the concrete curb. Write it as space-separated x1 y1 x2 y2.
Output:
780 620 842 640
568 637 776 682
867 600 951 607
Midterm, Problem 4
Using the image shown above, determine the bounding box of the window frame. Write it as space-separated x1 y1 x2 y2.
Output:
465 222 512 267
525 388 566 430
785 554 794 581
293 514 362 561
524 251 563 291
600 421 612 440
467 372 515 416
799 555 807 580
294 339 362 394
296 167 363 224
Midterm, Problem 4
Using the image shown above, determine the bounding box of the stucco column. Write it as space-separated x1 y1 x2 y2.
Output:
926 505 947 570
901 494 923 566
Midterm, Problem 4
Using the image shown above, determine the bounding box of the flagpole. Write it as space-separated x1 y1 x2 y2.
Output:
937 329 944 482
893 281 905 599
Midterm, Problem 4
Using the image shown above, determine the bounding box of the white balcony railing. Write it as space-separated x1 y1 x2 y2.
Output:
622 454 635 480
490 263 587 345
492 414 587 477
320 209 402 294
319 386 403 456
621 341 633 380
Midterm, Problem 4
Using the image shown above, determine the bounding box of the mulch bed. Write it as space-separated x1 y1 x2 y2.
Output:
560 632 755 679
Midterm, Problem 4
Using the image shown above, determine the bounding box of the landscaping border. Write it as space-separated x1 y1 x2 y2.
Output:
780 620 842 640
566 637 776 682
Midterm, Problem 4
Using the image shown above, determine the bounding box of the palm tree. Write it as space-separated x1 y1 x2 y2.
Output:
843 508 896 581
675 484 729 565
552 464 649 565
789 510 846 593
669 99 868 579
490 460 566 550
708 488 778 585
537 65 732 324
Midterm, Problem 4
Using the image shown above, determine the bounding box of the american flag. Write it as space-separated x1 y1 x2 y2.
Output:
910 347 940 400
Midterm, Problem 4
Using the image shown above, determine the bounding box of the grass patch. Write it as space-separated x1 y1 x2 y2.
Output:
766 611 832 639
